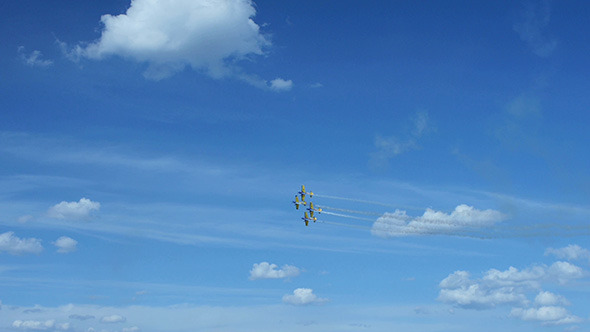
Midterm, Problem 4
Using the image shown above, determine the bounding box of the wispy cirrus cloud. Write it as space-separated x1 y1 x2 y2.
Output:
370 111 432 169
513 0 557 57
17 46 53 67
62 0 291 90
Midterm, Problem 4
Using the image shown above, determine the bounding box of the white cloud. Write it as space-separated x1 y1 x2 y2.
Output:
439 262 584 310
47 198 100 220
282 288 327 305
547 261 584 283
17 46 53 67
67 0 290 88
100 314 126 323
371 204 505 238
534 291 570 306
249 262 300 280
269 78 293 91
0 232 43 255
545 245 590 263
121 327 140 332
438 271 528 309
12 319 70 331
513 0 557 57
510 306 581 325
438 248 587 327
53 236 78 254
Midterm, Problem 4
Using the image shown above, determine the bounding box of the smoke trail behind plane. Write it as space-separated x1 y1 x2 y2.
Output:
317 206 382 216
321 211 375 222
321 204 590 238
313 194 421 210
296 186 590 239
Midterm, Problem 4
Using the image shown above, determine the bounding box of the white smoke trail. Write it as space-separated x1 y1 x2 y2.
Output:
321 211 375 222
313 194 421 210
317 205 382 216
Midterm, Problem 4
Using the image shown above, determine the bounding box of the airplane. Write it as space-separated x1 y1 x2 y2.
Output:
293 195 306 209
307 202 322 218
298 185 314 202
302 211 317 226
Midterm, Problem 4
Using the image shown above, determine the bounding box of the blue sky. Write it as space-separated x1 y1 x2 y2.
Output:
1 0 590 331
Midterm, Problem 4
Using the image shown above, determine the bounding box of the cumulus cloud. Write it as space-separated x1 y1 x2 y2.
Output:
534 291 570 306
12 319 70 331
65 0 290 88
371 204 505 238
47 198 100 220
282 288 327 305
545 245 590 263
0 232 43 255
513 0 557 57
438 247 587 327
438 270 528 309
439 261 584 310
547 261 584 284
249 262 301 280
510 306 581 325
17 46 53 67
53 236 78 254
100 314 126 323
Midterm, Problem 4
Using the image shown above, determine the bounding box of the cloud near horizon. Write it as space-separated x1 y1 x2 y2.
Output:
438 246 587 326
100 314 126 324
12 319 70 331
65 0 291 89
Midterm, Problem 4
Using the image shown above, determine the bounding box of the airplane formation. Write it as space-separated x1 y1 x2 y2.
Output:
293 185 322 226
